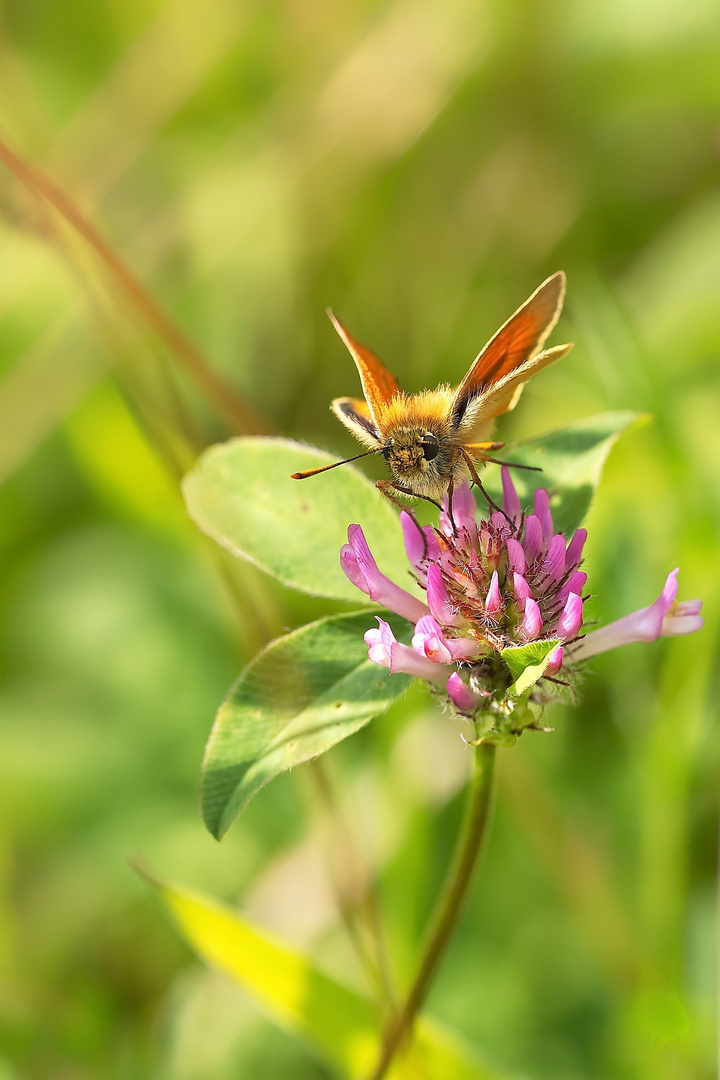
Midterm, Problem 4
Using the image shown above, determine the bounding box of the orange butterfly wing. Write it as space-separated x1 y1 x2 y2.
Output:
450 272 566 426
328 310 400 423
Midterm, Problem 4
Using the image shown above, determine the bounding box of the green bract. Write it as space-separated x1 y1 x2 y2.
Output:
502 638 563 697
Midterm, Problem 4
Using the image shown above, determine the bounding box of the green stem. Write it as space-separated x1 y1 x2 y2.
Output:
368 742 497 1080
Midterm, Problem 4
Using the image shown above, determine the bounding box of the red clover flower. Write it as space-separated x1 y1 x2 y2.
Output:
340 469 703 744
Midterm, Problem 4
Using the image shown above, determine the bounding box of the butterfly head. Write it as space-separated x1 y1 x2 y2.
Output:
382 425 437 470
379 412 458 498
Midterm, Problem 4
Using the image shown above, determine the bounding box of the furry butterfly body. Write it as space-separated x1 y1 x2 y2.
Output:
293 272 573 506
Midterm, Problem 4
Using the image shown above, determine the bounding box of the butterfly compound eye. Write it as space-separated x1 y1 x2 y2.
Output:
420 432 440 461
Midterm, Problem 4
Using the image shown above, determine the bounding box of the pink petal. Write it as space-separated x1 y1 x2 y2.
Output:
414 614 443 638
412 615 453 664
558 592 583 639
523 515 544 564
451 480 478 523
544 645 563 676
444 636 482 661
346 525 429 623
341 543 370 594
540 534 566 590
662 598 704 636
565 528 587 572
365 618 399 665
412 615 480 662
662 613 704 635
521 597 543 641
364 626 389 665
366 618 450 683
400 512 440 579
446 672 482 714
485 570 502 616
670 599 702 617
534 489 554 545
513 573 532 602
569 569 703 662
501 466 522 524
506 537 527 575
420 634 453 664
555 571 588 607
426 563 464 627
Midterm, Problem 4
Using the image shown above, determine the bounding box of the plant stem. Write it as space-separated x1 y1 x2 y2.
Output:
368 742 497 1080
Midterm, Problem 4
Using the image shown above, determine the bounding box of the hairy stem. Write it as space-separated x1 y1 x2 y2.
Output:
369 742 497 1080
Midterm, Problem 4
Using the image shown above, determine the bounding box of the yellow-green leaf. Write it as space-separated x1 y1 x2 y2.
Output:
141 867 510 1080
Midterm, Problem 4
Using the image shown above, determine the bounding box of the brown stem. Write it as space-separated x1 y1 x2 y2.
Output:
0 134 270 436
368 742 497 1080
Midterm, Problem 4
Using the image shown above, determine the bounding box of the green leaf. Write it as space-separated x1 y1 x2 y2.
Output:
502 639 561 697
202 611 411 838
484 411 645 535
182 436 417 602
140 866 508 1080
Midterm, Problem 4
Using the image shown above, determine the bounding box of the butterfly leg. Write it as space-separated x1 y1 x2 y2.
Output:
463 442 542 473
477 454 542 473
374 485 432 558
458 448 511 523
444 474 458 535
375 480 444 517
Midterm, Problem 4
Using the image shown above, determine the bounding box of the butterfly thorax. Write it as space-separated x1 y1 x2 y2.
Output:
379 389 459 497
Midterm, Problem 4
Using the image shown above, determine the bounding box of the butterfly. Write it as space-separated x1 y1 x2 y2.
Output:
292 272 572 511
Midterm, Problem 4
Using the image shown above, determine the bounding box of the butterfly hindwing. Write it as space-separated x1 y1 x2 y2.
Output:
328 310 399 424
331 396 382 450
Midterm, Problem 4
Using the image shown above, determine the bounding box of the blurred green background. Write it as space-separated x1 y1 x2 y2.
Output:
0 0 718 1077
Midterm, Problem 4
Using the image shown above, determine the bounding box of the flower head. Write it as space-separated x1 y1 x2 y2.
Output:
341 470 703 745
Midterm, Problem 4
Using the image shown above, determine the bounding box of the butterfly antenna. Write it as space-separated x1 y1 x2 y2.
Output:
291 446 384 480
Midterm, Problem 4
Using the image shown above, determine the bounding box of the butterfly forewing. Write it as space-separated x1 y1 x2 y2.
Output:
450 271 566 427
327 310 399 424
